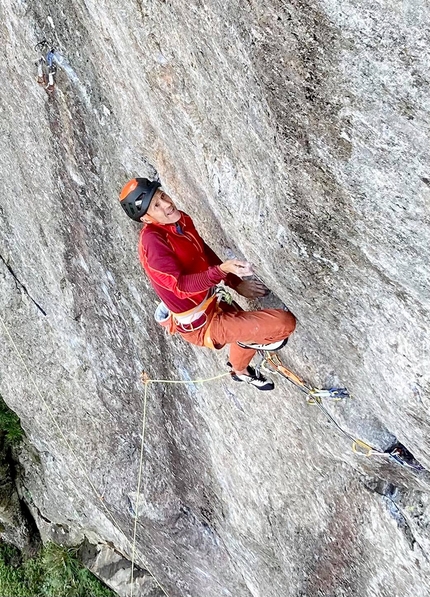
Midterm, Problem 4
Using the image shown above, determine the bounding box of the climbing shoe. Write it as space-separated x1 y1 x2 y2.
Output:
230 365 275 391
237 338 289 352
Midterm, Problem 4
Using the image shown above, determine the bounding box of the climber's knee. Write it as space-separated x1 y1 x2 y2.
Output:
278 310 296 336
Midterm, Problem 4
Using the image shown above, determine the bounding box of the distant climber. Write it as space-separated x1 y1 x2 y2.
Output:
119 178 296 390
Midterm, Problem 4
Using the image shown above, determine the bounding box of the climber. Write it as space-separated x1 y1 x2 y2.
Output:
34 40 56 92
119 178 296 390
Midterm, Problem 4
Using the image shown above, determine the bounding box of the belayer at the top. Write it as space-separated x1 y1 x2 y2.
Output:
119 178 296 390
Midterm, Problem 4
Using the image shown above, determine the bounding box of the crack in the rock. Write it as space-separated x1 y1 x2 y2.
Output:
19 482 53 526
31 505 53 526
0 254 47 316
363 479 430 562
383 494 429 562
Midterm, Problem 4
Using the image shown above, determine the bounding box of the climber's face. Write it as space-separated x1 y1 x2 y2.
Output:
145 189 181 224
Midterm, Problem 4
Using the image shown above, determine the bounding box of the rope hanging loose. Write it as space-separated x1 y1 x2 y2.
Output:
1 308 424 597
129 370 229 596
0 314 171 597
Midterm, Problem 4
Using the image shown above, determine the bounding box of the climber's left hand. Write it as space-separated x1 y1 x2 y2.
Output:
235 279 269 299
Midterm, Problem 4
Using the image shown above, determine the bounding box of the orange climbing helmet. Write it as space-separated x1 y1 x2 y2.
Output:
119 178 161 221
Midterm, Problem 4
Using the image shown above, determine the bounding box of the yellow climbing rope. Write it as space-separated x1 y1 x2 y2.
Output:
0 312 230 597
130 370 230 596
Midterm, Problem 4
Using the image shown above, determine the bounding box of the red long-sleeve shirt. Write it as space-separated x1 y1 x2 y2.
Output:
139 211 239 313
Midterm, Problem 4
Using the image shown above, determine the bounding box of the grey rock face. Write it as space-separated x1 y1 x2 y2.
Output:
0 0 429 596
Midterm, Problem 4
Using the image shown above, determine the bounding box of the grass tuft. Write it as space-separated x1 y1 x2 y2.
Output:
0 396 24 445
0 541 116 597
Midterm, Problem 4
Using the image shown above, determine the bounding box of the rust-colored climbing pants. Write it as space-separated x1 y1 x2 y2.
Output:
178 302 296 372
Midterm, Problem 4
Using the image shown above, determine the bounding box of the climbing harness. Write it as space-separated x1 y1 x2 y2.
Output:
256 351 425 472
34 40 57 92
154 286 234 349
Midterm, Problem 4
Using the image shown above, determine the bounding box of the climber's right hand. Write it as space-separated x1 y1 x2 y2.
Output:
219 259 254 278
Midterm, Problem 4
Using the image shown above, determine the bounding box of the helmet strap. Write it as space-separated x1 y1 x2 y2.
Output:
141 214 158 224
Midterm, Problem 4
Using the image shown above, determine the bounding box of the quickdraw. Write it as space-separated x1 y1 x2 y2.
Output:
257 351 424 472
256 352 350 402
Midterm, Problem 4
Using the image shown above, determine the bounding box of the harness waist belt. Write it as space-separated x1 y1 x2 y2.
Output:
172 293 216 324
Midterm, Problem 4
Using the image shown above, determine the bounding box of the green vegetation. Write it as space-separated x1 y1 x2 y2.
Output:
0 541 116 597
0 402 115 596
0 395 24 446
